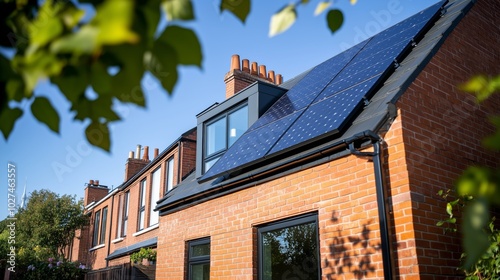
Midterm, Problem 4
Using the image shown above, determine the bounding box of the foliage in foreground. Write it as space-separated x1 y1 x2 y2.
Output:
0 0 352 151
20 258 88 280
437 74 500 277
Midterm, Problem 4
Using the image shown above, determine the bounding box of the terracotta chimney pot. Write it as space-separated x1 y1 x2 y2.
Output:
230 54 240 71
276 74 283 85
259 65 267 79
242 59 250 73
154 148 159 158
251 62 258 76
268 70 275 83
143 146 149 161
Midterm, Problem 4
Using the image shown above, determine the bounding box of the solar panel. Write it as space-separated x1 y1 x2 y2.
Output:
200 1 445 181
202 110 304 178
270 74 383 153
249 39 370 132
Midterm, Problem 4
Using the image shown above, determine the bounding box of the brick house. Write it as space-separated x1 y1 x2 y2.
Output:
69 128 196 270
152 0 499 279
71 0 499 279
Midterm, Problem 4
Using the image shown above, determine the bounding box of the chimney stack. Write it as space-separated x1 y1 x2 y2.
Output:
84 179 108 206
224 54 284 99
124 144 150 181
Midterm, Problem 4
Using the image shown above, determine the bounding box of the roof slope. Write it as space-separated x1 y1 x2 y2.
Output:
157 0 474 213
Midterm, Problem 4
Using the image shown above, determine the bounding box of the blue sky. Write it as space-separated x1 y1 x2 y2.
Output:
0 0 439 219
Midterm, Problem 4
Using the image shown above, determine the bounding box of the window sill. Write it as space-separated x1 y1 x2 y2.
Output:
89 244 105 251
111 237 124 244
133 224 159 237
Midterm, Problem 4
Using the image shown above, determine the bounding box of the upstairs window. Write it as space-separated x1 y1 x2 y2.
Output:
149 167 161 226
92 210 101 247
122 191 130 237
204 104 248 172
99 207 108 245
166 157 175 192
138 179 147 230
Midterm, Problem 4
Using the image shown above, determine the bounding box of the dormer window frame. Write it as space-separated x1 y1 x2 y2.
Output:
196 82 287 178
203 103 248 173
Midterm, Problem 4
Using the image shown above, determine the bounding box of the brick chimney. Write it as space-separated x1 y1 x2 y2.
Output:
224 54 283 99
84 179 109 206
124 144 150 181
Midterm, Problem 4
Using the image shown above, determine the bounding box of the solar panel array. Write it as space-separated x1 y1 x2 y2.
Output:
201 1 445 181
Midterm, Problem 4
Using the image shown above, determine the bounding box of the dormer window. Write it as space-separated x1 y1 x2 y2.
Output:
204 104 248 172
196 81 287 178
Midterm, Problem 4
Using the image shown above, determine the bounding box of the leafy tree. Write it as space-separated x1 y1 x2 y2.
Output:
12 189 89 260
438 74 500 275
0 0 349 151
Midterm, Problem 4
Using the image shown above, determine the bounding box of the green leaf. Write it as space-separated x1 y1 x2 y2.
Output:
162 0 195 21
51 25 98 54
27 0 64 50
314 1 331 16
0 106 23 139
269 4 297 37
90 61 112 95
147 43 178 94
326 9 344 34
460 75 500 103
462 199 491 269
85 121 110 151
93 0 138 45
436 220 445 227
31 96 60 133
105 44 146 106
220 0 251 23
51 65 88 102
157 25 202 67
483 116 500 151
446 202 453 218
71 96 120 122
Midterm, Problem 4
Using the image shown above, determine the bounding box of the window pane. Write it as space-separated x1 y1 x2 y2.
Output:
139 210 145 230
191 263 210 280
166 157 174 192
261 221 318 280
100 207 108 244
192 244 210 257
150 168 161 226
204 156 220 172
228 106 248 147
206 117 226 156
140 180 147 207
93 210 101 247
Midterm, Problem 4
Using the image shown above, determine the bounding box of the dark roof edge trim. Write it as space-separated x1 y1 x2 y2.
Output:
159 130 382 215
390 0 475 104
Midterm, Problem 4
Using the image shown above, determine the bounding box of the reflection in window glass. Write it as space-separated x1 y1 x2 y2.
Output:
228 106 248 146
206 118 226 156
188 238 210 280
259 215 319 280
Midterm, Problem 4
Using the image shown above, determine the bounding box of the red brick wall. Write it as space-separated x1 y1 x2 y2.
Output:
124 158 149 181
393 0 500 278
156 1 499 279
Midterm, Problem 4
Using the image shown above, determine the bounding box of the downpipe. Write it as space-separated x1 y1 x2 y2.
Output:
348 133 394 280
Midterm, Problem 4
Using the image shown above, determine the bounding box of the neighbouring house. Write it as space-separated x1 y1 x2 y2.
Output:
72 0 499 279
69 128 197 273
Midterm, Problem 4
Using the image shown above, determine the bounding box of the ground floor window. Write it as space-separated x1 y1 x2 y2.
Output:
258 213 320 280
187 237 210 280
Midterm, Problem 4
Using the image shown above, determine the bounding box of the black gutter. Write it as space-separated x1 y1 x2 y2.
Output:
348 131 394 280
